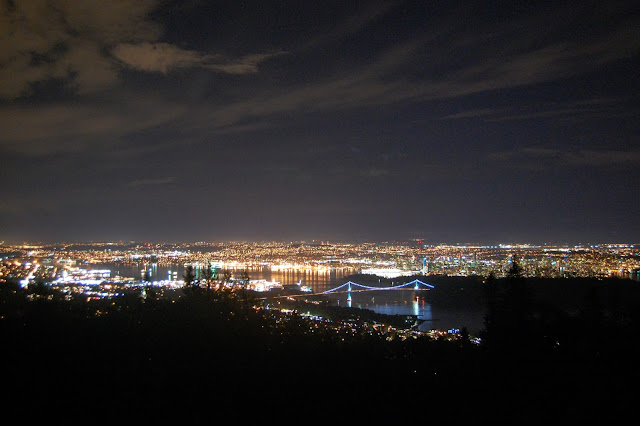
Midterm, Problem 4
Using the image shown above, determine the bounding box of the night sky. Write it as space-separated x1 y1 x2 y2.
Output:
1 1 638 244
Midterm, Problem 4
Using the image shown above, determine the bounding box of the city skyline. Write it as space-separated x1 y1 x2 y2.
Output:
1 1 639 244
3 237 639 246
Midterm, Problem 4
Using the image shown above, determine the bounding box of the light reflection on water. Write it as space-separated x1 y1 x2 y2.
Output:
88 262 485 333
325 291 486 333
89 262 356 289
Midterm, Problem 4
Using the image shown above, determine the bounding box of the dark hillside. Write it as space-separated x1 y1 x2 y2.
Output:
1 279 638 423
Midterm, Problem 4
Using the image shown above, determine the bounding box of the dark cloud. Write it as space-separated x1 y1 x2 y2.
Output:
0 0 160 98
0 0 286 99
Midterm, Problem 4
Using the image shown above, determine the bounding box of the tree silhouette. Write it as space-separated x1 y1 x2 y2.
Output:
202 263 214 290
183 265 196 288
483 259 535 355
221 269 232 291
506 257 524 279
142 269 156 300
482 272 499 341
240 270 250 289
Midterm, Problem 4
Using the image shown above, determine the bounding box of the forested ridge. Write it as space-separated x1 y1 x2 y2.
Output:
2 271 638 423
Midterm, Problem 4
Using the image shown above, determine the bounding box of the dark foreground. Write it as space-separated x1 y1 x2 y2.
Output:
2 278 639 424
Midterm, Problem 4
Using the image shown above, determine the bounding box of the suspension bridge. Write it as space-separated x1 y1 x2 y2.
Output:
258 279 434 302
321 279 434 294
316 278 435 311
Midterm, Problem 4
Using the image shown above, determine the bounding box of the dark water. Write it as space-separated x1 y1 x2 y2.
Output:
87 262 485 333
325 290 486 333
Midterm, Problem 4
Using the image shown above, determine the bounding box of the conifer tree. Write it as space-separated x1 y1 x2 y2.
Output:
183 265 196 288
202 263 214 290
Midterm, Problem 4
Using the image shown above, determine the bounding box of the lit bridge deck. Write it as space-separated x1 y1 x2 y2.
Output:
263 279 434 299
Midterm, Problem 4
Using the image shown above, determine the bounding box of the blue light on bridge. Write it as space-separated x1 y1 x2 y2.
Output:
322 279 434 294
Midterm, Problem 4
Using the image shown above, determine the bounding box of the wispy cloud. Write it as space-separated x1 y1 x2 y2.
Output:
112 43 207 73
112 43 285 75
205 52 287 75
438 108 504 120
438 98 636 122
189 5 640 131
487 147 640 170
2 1 638 157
